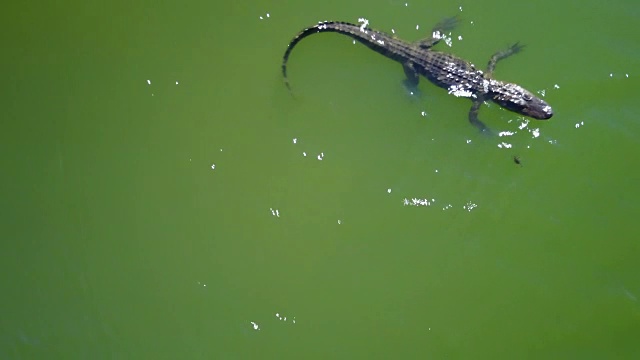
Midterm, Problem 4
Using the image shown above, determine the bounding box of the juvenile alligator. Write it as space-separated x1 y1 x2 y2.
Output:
282 18 553 132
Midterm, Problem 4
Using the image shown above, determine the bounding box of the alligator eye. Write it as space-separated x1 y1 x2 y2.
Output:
523 94 532 101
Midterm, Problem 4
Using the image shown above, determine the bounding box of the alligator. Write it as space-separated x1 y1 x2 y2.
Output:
281 18 553 132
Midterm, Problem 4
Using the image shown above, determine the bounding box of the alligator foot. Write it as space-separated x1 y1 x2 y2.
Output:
402 78 422 97
468 99 493 134
434 16 459 33
486 42 525 76
403 61 419 86
416 16 459 49
402 61 422 96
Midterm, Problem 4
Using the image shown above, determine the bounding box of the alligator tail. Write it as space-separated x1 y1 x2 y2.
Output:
282 21 366 90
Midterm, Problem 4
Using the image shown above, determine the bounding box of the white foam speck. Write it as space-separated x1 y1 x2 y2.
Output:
531 128 540 138
358 18 369 33
463 201 478 212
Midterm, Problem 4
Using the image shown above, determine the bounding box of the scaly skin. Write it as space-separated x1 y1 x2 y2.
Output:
282 19 553 132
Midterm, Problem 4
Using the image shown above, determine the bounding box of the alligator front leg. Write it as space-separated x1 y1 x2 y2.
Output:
415 16 459 49
402 61 420 93
468 98 491 133
486 42 524 76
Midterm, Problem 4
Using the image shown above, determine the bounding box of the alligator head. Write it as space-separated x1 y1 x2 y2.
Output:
490 81 553 120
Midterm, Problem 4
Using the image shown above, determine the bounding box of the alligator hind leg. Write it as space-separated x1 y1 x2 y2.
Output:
486 42 524 77
415 16 459 49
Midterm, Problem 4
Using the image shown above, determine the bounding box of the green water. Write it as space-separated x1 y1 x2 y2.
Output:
2 0 639 358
